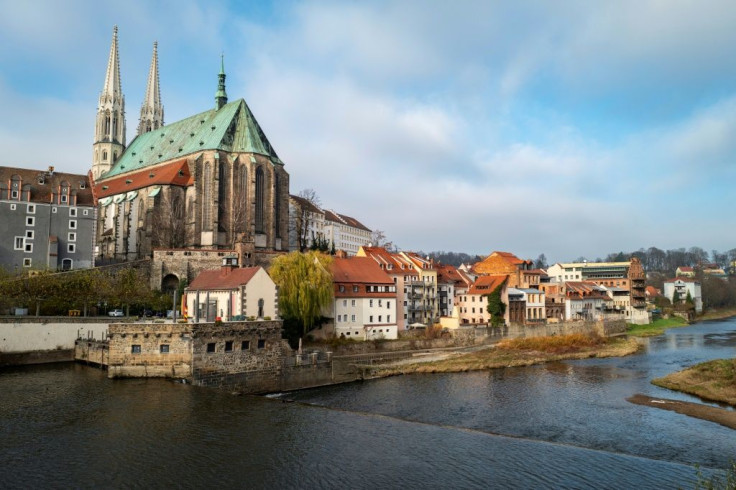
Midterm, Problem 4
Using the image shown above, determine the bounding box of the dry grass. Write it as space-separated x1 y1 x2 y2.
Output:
653 359 736 406
373 334 641 376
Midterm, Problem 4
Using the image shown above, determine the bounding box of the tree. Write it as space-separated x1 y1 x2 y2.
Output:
290 189 322 252
485 278 508 327
534 253 548 269
269 251 333 337
109 267 151 316
672 289 681 305
370 229 395 251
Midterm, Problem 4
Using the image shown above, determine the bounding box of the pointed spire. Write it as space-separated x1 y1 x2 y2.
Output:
102 25 122 100
138 41 164 135
215 53 228 110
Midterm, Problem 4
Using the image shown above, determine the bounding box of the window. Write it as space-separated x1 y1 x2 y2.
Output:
131 345 141 354
387 315 391 322
207 343 216 353
353 285 358 292
14 237 24 250
369 299 373 307
24 243 33 253
26 216 35 226
68 244 76 253
61 194 67 203
23 258 31 267
255 167 265 233
342 299 347 307
68 232 76 242
160 344 170 354
11 190 18 199
369 316 373 322
257 339 265 349
10 204 16 210
339 285 345 293
61 259 72 271
69 220 76 229
225 341 233 352
241 340 250 350
378 299 382 307
387 301 391 309
70 208 77 217
25 230 34 239
351 314 355 322
52 207 57 213
351 300 356 306
378 315 382 322
83 209 88 216
27 204 35 214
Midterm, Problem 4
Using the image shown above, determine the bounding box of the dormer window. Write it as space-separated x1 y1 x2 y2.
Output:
79 181 86 189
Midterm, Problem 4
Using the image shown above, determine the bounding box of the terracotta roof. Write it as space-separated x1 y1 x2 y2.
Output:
95 159 192 198
435 263 465 285
677 266 694 272
332 257 393 284
0 165 94 206
565 281 610 300
645 286 661 297
187 266 261 290
290 194 323 214
468 275 508 295
360 246 411 273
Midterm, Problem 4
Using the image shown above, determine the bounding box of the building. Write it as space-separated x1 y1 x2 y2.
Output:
400 252 439 325
506 288 546 324
356 245 417 330
458 275 508 325
675 266 695 278
564 281 612 321
288 194 326 252
323 210 371 256
184 256 279 322
92 27 289 267
471 251 535 288
0 166 95 271
435 263 469 318
331 257 398 340
663 278 703 313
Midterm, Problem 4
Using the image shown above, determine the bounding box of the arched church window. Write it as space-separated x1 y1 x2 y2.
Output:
255 167 264 233
104 112 111 137
113 114 118 138
202 163 212 230
274 173 281 238
103 150 108 162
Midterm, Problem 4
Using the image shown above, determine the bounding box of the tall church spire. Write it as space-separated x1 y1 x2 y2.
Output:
215 54 228 110
138 41 164 135
92 25 126 181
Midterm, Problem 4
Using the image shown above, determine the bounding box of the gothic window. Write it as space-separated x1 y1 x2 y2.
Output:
236 165 247 233
218 162 228 232
274 173 281 238
202 163 212 230
255 167 264 234
104 112 111 136
113 114 118 139
103 150 108 162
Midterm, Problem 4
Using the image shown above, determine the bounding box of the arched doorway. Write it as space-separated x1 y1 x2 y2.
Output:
161 274 179 294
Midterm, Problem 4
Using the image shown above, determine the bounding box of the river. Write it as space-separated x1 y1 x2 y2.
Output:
1 318 735 489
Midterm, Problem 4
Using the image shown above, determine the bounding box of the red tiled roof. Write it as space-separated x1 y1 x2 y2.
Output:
187 266 261 290
435 263 465 285
332 257 393 284
95 159 192 198
468 275 508 295
677 266 694 272
0 165 94 206
645 286 661 297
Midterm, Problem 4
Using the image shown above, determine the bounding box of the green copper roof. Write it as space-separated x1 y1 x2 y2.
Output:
101 98 281 179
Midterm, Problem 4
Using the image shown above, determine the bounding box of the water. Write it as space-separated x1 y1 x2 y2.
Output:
1 319 735 489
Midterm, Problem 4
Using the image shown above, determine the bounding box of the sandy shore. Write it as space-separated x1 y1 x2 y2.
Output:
627 394 736 430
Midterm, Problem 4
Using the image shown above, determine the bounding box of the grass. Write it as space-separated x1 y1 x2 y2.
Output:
374 333 641 376
653 358 736 406
699 307 736 322
626 316 688 337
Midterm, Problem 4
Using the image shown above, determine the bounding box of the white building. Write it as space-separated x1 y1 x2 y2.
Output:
663 278 703 313
184 257 278 322
332 257 398 340
507 287 546 323
324 210 372 256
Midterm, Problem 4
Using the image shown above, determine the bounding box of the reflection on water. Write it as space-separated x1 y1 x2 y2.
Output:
1 318 735 488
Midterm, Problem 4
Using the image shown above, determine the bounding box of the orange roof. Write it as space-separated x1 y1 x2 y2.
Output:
95 159 192 198
435 263 466 285
187 266 261 290
0 165 94 206
468 275 508 295
332 257 393 285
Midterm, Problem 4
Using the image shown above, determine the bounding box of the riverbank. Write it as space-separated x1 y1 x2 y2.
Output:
627 394 736 431
626 317 688 337
652 359 736 407
699 307 736 322
373 334 641 376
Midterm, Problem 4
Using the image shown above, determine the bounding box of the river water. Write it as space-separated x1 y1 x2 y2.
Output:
1 319 735 489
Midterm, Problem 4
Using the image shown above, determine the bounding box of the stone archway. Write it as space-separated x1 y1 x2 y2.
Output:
161 274 179 294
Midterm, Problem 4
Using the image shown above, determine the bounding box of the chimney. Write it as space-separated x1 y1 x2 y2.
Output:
47 166 55 176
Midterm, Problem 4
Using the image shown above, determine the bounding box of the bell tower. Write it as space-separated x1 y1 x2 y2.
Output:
92 25 126 181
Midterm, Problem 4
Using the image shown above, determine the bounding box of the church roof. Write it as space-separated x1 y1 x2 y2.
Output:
100 98 282 180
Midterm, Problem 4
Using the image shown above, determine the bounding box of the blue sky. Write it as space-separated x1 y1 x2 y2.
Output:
1 0 734 262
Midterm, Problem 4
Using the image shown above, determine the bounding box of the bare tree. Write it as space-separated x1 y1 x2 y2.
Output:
151 189 186 249
290 189 322 252
370 229 395 251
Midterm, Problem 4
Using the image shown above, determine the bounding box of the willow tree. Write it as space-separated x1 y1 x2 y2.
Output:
269 251 333 336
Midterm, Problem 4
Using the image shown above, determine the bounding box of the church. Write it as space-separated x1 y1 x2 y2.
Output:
92 26 290 268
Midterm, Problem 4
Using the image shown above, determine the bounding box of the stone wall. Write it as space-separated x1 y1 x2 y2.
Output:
74 339 109 366
151 249 234 290
107 322 193 378
0 321 109 355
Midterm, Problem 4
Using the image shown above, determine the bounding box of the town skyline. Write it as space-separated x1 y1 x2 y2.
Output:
1 1 735 262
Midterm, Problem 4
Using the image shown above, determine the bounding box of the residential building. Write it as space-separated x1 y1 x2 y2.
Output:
663 278 703 313
471 251 535 288
539 280 565 323
93 27 289 266
400 252 439 325
356 246 416 330
323 210 371 256
458 275 508 325
507 288 546 324
564 282 612 321
435 263 469 318
675 266 695 278
332 257 398 340
184 256 278 322
288 194 326 252
0 166 95 271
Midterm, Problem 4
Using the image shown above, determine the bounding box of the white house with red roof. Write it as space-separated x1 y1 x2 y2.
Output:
663 278 702 313
184 256 278 322
331 257 398 340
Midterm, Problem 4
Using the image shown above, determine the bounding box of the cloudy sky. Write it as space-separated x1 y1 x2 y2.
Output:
1 0 734 262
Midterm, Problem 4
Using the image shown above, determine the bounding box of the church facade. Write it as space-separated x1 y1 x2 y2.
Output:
92 27 290 268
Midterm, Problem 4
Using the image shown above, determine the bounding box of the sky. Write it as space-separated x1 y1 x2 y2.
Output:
1 0 734 263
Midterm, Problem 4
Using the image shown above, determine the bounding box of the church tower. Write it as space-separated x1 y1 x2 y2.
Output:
92 26 126 181
215 54 228 110
137 41 164 135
